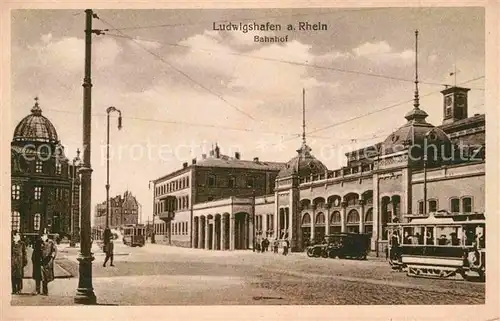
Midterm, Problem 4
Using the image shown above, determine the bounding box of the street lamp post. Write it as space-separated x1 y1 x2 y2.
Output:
74 8 98 304
105 106 122 235
148 180 156 243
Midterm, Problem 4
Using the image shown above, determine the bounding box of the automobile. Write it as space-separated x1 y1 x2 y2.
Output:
306 242 330 258
324 233 371 260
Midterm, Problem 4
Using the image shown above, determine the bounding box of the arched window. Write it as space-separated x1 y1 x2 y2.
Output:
330 211 341 225
11 184 20 200
313 197 326 208
365 208 373 223
364 208 373 235
301 213 311 226
315 212 326 225
34 213 41 231
11 211 21 231
300 199 311 210
328 196 341 207
346 209 360 224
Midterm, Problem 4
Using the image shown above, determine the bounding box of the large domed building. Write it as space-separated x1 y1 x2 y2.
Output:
11 97 82 242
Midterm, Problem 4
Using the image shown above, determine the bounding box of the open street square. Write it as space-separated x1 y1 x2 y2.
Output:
11 242 485 306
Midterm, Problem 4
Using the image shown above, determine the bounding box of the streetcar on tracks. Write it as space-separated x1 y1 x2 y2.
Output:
387 212 485 281
122 224 146 247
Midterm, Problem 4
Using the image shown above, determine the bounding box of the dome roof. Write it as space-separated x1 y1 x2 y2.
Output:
13 98 59 144
278 143 328 178
381 106 451 155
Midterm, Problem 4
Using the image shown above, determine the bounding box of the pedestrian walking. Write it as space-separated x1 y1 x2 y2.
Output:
273 239 279 254
40 232 57 295
282 239 289 256
261 239 265 253
31 234 43 295
103 228 114 267
11 230 27 294
264 238 269 252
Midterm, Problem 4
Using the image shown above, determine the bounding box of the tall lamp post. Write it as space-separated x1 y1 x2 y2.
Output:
74 8 102 305
105 106 122 239
148 180 156 243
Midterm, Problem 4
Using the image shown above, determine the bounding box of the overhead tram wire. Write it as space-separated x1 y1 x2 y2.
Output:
244 75 485 153
95 15 256 121
41 107 321 138
102 7 388 31
104 32 457 88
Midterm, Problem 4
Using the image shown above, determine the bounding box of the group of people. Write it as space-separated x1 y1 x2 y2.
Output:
11 230 58 296
256 238 290 255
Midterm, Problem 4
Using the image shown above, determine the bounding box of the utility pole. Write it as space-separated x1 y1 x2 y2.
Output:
148 180 156 243
252 189 256 252
74 9 100 305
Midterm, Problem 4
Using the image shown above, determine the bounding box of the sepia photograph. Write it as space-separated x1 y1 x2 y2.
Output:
2 3 498 319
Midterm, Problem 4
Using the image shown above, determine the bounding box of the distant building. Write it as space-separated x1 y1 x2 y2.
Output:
93 191 140 232
11 98 82 241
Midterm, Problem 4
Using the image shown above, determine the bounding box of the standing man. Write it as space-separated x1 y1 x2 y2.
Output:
282 239 289 256
31 234 43 294
11 230 27 294
40 231 58 295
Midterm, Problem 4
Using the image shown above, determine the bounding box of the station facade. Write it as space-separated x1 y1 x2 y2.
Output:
152 86 485 255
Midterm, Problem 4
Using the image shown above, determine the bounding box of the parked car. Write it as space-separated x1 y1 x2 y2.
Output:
306 242 329 258
324 233 371 260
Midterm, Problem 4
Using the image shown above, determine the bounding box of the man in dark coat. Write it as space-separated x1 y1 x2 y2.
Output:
102 228 115 267
40 233 58 295
11 230 27 294
31 235 44 294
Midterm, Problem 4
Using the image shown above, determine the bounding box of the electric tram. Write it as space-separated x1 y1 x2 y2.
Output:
387 212 485 281
122 224 146 247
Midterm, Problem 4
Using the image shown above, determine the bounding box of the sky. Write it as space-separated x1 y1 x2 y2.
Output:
10 8 485 223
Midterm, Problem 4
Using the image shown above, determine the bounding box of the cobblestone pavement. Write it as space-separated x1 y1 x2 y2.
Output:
10 242 485 306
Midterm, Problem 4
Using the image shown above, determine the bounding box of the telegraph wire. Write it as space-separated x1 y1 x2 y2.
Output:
104 32 465 88
245 75 485 153
96 15 256 121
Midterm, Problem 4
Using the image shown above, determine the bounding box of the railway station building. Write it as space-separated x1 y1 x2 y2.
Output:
152 85 485 255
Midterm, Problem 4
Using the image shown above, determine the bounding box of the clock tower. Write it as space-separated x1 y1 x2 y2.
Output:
441 86 470 125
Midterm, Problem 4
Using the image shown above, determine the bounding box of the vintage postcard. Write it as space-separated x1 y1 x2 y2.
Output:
1 1 498 321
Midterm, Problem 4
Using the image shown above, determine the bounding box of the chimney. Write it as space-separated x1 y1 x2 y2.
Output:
192 158 197 164
253 157 259 162
202 154 207 159
182 162 188 168
235 152 240 159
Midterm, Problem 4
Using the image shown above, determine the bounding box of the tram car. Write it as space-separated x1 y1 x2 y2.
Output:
122 224 146 247
387 212 485 281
